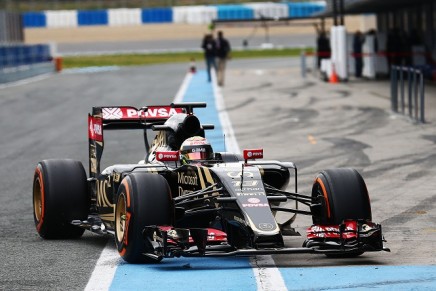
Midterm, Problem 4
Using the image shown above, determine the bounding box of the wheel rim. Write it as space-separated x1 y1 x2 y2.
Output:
116 193 127 243
33 177 43 222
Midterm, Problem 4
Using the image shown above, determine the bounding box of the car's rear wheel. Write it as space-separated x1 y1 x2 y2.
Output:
115 173 173 263
311 168 372 257
33 159 89 239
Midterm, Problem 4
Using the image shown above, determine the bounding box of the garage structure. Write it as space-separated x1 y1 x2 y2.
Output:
323 0 436 66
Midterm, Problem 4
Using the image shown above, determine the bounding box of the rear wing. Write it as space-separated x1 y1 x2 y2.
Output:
88 102 208 177
94 105 185 130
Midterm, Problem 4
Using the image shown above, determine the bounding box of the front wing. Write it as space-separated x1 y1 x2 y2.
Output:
141 219 389 260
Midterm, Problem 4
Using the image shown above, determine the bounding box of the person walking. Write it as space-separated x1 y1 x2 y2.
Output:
353 30 365 78
201 33 217 82
314 23 330 69
215 31 231 86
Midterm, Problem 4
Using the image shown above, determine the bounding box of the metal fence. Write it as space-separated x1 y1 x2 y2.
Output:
390 66 426 123
0 0 311 11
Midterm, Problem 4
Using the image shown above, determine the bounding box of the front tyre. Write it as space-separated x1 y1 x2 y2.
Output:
311 168 372 258
115 173 173 263
312 168 371 225
33 159 89 239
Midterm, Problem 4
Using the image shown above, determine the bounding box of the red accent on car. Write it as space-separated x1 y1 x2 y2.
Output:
88 115 103 142
156 151 180 162
243 149 264 160
306 220 358 240
158 227 227 244
101 106 183 121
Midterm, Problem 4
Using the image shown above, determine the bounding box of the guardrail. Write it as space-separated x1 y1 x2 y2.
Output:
390 66 425 123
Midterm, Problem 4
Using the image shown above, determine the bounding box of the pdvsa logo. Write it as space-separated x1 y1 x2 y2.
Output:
243 149 264 160
156 151 179 162
93 123 102 135
102 108 123 119
158 153 178 160
145 107 180 118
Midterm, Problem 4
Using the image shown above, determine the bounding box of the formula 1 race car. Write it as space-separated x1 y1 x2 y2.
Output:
33 102 389 263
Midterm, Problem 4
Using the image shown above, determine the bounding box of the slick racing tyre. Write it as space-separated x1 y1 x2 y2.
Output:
311 168 372 258
115 173 173 263
33 159 89 239
311 168 371 225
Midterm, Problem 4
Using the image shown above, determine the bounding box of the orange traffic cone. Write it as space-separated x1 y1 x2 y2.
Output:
329 63 338 84
189 58 196 73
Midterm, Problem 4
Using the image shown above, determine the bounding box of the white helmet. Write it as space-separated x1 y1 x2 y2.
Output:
180 136 213 161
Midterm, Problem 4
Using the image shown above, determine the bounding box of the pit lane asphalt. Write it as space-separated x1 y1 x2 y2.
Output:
0 63 186 290
221 58 436 267
1 58 435 290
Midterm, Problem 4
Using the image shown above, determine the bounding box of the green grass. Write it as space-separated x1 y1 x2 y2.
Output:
62 48 313 69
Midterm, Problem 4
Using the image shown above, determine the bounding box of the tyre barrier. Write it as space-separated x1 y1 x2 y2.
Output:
78 10 108 26
216 5 254 20
22 2 326 28
0 44 54 84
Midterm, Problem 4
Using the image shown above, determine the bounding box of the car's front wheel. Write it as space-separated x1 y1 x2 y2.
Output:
312 168 371 225
311 168 372 257
115 173 173 263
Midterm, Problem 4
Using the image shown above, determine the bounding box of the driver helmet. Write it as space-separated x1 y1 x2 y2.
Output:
180 136 214 161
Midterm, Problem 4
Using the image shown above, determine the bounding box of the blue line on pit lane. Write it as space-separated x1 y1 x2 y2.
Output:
110 257 256 290
110 70 255 290
181 70 225 153
280 265 436 290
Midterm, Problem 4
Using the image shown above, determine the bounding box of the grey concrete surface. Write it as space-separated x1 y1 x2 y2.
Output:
222 57 436 266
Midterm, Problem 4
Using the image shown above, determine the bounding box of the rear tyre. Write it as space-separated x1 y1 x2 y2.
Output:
33 159 89 239
311 168 371 258
115 173 173 263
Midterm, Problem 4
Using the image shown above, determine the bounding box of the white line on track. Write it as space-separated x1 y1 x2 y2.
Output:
84 241 121 291
211 70 287 291
0 72 52 90
85 69 287 291
84 71 198 291
173 72 193 104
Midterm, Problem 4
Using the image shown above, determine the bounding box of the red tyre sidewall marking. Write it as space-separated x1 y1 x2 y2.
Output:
35 166 45 232
315 177 331 220
119 178 132 257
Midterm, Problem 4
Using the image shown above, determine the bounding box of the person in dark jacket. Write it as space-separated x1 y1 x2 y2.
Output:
353 30 365 78
201 33 217 82
215 31 231 86
314 23 330 69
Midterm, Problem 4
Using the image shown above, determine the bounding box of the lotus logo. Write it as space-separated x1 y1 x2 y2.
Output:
248 198 260 204
258 223 274 230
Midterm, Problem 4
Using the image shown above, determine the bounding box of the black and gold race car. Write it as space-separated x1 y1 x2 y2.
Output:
32 102 389 263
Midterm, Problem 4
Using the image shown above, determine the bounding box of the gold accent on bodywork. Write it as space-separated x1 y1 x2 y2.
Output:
97 178 114 208
197 167 207 189
100 213 115 222
202 167 215 186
